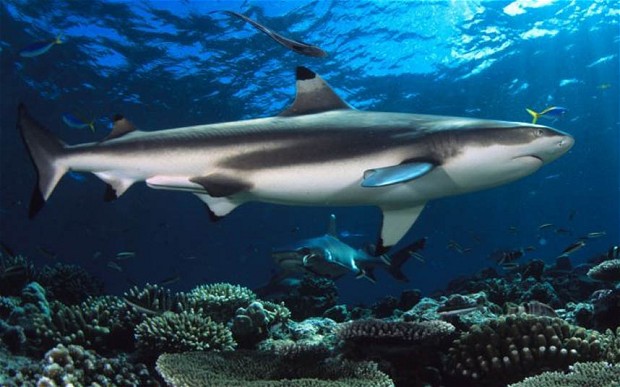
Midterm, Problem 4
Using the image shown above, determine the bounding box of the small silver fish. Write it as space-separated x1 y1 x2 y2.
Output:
107 261 123 272
538 223 554 230
116 251 136 260
561 240 586 255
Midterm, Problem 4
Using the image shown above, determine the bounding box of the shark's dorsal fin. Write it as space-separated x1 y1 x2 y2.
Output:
279 67 351 117
327 213 338 237
102 114 138 141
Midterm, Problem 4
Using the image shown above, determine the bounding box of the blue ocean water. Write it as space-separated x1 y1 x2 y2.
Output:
0 0 618 307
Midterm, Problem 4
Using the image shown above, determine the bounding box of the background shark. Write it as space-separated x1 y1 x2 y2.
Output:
271 214 427 283
18 66 574 252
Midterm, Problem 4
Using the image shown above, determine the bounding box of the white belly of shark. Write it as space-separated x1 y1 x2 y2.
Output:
17 66 574 253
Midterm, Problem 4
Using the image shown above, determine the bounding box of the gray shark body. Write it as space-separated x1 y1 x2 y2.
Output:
272 214 427 282
18 66 574 251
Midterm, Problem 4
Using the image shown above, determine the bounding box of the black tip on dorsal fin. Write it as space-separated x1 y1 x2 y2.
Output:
279 66 351 117
296 66 316 81
28 186 45 219
102 114 137 141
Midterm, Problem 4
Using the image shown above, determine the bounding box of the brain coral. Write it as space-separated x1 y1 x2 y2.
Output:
134 310 236 353
445 314 608 386
156 350 394 387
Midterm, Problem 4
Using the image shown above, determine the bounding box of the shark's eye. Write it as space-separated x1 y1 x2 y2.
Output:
535 129 544 137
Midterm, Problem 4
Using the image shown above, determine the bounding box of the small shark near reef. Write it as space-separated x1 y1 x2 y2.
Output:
271 214 427 282
17 66 574 252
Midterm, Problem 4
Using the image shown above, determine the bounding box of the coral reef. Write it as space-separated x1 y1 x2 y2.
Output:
275 276 339 320
337 319 456 385
588 259 620 282
445 314 609 386
30 296 129 355
37 263 104 305
0 255 37 297
134 309 236 353
188 283 257 322
2 344 157 386
231 300 291 348
508 361 620 387
156 350 395 386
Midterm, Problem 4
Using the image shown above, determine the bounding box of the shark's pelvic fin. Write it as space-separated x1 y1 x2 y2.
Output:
327 213 338 237
362 161 434 187
279 66 351 117
379 203 426 249
190 174 252 198
17 103 68 218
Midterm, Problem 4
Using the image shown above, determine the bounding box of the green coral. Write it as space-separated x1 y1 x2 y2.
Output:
446 314 609 386
134 310 236 353
188 283 256 322
156 350 394 386
508 361 620 387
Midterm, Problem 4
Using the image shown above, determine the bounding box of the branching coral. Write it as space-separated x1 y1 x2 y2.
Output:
30 296 128 354
156 350 395 387
445 314 608 386
37 263 104 305
188 283 256 322
508 361 620 387
134 310 236 353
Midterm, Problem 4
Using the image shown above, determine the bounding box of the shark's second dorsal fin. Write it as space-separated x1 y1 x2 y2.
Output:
279 67 351 117
327 213 338 237
102 114 138 141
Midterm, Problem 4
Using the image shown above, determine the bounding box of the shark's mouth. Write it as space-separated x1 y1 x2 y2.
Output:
514 155 544 163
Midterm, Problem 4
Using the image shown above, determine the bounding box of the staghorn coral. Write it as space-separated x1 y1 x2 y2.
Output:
156 350 394 387
188 283 256 322
508 361 620 387
445 314 609 386
134 309 236 353
588 259 620 282
37 263 104 305
2 344 157 386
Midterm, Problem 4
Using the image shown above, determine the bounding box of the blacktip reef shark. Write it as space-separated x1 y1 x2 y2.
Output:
18 66 574 253
271 213 427 283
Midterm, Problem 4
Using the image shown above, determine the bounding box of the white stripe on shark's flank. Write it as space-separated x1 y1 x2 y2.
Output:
17 67 574 251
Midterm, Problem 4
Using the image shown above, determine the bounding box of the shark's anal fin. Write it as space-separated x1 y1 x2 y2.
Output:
194 193 241 218
190 174 252 198
279 66 351 117
94 172 134 201
362 161 434 187
378 203 427 251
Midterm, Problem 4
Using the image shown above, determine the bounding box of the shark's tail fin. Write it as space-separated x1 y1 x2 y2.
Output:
382 237 427 282
17 103 68 218
525 108 540 125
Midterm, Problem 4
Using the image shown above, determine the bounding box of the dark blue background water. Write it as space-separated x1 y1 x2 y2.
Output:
1 0 618 305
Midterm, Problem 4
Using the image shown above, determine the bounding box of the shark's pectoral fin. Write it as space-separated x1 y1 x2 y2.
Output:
194 193 242 219
378 203 427 252
362 161 434 187
190 174 252 198
94 172 134 201
279 66 351 117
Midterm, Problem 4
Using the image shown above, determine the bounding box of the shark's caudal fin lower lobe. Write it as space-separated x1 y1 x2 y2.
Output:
385 237 427 282
17 104 67 218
